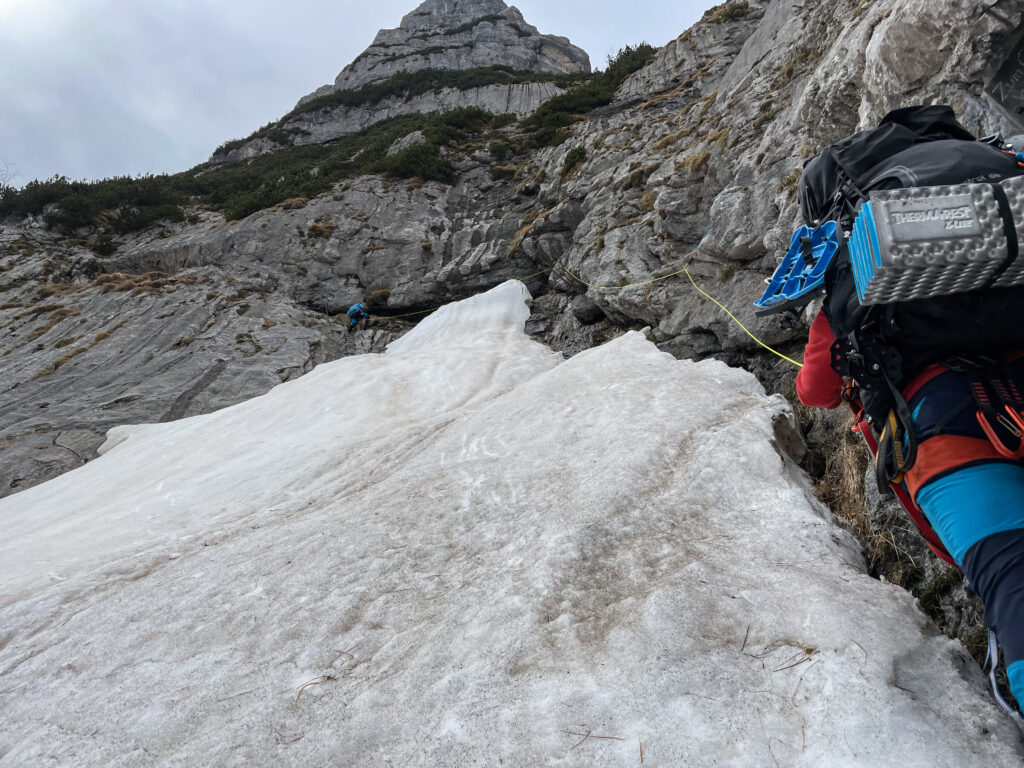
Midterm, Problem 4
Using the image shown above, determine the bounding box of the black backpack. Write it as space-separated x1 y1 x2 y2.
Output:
799 106 1024 425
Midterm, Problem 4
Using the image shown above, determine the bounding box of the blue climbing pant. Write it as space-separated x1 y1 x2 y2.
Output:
1010 661 1024 706
917 465 1024 704
916 464 1024 564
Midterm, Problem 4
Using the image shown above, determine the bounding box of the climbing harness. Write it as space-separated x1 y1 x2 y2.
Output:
847 398 956 568
951 357 1024 460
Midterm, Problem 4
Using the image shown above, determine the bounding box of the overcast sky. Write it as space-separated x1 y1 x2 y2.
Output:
0 0 718 186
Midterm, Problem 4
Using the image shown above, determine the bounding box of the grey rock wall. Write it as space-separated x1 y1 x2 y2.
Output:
213 0 590 164
329 0 589 93
216 83 565 165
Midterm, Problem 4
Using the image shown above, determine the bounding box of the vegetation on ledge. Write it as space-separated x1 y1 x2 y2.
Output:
522 43 657 147
0 107 496 236
213 66 592 158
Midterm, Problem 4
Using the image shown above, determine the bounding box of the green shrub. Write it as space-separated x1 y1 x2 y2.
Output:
523 43 657 147
447 13 505 35
370 142 454 184
704 1 750 23
1 107 497 227
489 141 512 161
92 233 117 256
561 147 587 179
270 67 587 130
490 113 517 130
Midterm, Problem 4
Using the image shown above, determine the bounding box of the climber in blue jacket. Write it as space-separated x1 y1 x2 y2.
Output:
347 302 370 332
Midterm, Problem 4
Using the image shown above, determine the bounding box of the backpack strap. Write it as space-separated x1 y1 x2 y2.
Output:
982 182 1021 288
825 148 870 228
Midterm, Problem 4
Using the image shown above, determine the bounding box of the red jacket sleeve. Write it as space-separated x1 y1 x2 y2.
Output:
796 310 844 409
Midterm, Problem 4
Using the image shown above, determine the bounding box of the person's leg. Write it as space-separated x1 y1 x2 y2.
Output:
961 529 1024 704
916 464 1024 704
1010 661 1024 704
915 463 1024 563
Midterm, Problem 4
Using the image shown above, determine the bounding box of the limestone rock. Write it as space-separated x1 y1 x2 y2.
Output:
331 0 590 92
213 0 590 164
5 0 1024 716
6 3 1024 667
264 83 564 155
388 130 428 157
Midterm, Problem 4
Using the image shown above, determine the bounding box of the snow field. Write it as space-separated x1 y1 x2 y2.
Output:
0 280 1020 766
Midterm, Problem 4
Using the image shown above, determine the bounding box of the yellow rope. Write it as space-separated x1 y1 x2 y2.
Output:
357 258 805 372
384 308 436 319
555 263 692 290
681 268 804 368
550 256 804 369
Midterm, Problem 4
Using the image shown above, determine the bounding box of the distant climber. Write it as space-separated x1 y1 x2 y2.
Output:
773 105 1024 714
347 302 371 332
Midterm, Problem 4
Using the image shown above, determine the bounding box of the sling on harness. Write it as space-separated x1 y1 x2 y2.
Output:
846 398 956 568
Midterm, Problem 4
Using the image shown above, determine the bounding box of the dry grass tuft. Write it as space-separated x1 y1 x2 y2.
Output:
14 303 65 320
811 410 869 528
306 218 335 239
272 197 309 211
90 272 198 295
776 169 801 195
366 289 392 310
676 149 711 176
26 306 82 340
36 283 84 299
708 126 731 150
653 127 695 151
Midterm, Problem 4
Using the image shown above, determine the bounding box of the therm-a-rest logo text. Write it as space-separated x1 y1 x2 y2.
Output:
892 205 975 230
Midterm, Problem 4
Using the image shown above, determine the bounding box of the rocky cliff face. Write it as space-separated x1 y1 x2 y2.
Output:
328 0 590 93
222 82 565 162
214 0 590 164
3 0 1024 659
7 0 1023 493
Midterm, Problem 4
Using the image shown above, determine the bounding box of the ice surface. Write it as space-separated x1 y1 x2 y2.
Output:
0 280 1020 766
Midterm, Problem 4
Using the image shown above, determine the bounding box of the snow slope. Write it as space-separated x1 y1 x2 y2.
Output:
0 281 1020 766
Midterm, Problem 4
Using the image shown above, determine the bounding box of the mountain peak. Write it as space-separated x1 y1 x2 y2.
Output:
331 1 589 92
399 0 512 30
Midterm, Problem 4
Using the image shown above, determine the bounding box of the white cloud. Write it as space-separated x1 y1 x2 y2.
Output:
0 0 716 183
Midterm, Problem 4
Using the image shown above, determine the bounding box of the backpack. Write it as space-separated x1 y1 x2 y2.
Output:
799 106 1024 425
